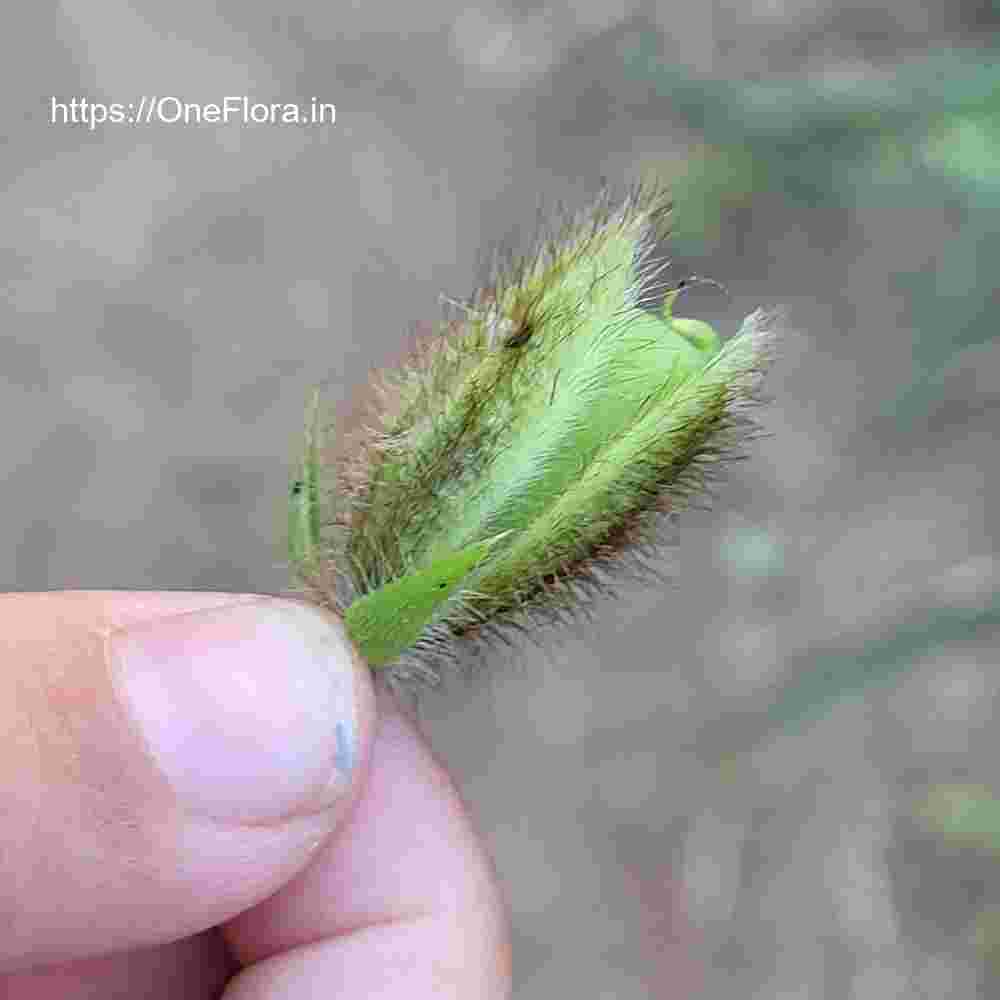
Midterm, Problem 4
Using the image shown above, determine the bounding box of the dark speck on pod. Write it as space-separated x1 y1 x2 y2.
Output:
503 323 534 349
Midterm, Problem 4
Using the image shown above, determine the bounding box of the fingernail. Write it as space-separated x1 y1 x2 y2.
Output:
111 598 361 825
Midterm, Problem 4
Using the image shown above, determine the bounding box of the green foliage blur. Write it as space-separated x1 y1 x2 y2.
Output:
619 34 1000 740
624 37 999 424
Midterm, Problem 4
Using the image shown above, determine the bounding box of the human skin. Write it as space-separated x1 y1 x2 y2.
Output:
0 591 511 999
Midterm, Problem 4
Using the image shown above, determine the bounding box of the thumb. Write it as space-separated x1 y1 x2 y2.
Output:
0 591 373 974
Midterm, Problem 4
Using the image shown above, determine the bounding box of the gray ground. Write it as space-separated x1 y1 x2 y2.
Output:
4 2 998 996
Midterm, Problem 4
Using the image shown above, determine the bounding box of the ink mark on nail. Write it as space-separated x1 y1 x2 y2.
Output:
335 719 355 774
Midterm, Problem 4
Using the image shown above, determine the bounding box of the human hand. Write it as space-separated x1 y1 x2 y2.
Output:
0 591 511 998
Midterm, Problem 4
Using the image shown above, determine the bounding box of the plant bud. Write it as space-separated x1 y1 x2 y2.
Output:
288 185 777 684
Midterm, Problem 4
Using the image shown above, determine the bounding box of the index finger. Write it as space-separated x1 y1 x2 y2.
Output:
222 684 512 999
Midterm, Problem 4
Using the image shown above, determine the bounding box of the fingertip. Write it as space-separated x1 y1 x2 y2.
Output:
111 595 372 825
0 591 376 971
223 672 512 998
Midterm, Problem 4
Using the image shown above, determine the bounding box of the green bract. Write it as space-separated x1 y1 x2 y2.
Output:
288 186 775 684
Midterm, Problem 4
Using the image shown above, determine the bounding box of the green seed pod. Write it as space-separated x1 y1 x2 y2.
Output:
343 531 512 670
288 184 777 684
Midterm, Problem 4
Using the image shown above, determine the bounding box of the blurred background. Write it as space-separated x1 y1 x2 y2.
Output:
3 1 1000 996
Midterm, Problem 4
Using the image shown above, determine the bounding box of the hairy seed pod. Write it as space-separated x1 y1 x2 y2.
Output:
287 183 777 685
